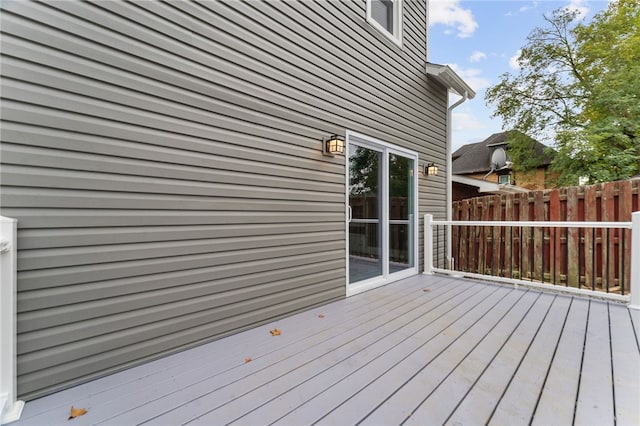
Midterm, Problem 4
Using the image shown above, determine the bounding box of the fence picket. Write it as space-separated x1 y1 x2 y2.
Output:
450 179 638 295
534 191 545 281
602 183 616 290
584 185 597 290
619 181 632 294
492 195 502 276
567 187 580 287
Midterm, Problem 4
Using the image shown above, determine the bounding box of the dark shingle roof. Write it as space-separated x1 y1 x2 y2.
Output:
452 131 553 175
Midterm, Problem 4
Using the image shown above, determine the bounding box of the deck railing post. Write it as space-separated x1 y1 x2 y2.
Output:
424 214 433 275
0 216 24 424
630 211 640 310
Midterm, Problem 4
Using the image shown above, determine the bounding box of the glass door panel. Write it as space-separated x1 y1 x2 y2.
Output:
389 153 414 273
348 145 382 284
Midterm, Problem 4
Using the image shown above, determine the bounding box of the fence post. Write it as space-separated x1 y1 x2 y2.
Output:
0 217 24 424
424 214 433 275
630 211 640 310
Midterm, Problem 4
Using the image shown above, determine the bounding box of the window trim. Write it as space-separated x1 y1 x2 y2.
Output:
366 0 403 47
498 174 511 185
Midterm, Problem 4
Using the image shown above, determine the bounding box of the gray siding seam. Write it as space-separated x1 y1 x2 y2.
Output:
17 259 345 316
5 3 438 140
0 121 346 175
18 254 345 311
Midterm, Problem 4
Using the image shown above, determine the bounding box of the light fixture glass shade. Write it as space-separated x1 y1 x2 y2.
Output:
325 135 345 155
427 163 438 176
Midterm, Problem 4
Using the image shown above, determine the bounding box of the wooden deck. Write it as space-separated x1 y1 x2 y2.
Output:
12 274 640 425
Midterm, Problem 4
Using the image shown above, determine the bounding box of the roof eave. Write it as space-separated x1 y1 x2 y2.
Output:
425 63 476 99
452 174 529 194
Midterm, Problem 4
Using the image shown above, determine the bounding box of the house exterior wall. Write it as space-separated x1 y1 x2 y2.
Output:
514 168 552 190
464 168 551 191
0 0 448 399
452 182 483 201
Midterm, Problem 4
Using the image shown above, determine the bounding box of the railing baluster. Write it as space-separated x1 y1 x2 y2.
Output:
621 229 625 295
578 227 582 290
519 226 523 281
540 226 547 284
456 225 461 272
530 225 534 281
510 226 513 279
553 227 557 285
436 224 440 269
606 228 610 293
482 225 486 275
592 228 596 291
565 226 569 287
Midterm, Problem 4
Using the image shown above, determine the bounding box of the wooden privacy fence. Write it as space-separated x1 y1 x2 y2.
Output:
449 179 639 295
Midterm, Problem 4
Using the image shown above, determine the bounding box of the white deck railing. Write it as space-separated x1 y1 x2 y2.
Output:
1 217 24 424
425 212 640 308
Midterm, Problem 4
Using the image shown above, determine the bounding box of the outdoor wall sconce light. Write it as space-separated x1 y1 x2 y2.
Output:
425 162 438 176
322 134 346 156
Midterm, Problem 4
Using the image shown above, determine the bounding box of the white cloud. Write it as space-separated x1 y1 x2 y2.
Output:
509 50 522 70
449 64 490 91
429 0 478 38
469 51 487 62
505 1 539 17
452 112 484 131
564 0 589 18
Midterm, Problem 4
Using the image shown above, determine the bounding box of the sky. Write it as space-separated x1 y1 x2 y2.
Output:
427 0 611 151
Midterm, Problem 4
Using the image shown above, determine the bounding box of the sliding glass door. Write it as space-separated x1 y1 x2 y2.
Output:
347 135 417 292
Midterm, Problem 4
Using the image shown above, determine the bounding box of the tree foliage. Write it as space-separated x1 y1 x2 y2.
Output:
504 130 552 174
486 0 640 186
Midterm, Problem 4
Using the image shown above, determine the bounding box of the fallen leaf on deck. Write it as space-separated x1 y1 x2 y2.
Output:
318 314 325 318
270 328 281 336
68 406 87 420
245 357 252 363
423 288 431 292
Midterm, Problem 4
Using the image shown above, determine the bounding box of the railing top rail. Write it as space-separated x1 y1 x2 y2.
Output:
429 219 632 229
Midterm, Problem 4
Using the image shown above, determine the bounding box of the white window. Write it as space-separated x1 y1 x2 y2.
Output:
498 174 511 185
367 0 403 47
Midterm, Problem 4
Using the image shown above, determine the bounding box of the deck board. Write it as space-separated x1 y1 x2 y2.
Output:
365 288 535 425
574 301 615 426
531 297 589 426
314 286 511 425
400 290 545 426
270 282 500 425
488 294 570 425
11 274 639 426
609 305 640 425
153 283 471 425
223 280 476 425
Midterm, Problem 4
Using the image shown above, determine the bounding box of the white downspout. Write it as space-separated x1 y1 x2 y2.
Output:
446 92 468 269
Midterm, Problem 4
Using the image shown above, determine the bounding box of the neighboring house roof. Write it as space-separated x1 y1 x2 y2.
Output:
452 131 552 175
425 63 476 99
452 174 529 195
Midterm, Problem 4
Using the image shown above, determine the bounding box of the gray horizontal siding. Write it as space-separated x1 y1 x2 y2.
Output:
0 0 448 400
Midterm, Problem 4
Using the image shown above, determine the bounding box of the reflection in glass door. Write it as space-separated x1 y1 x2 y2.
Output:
389 153 415 274
348 138 416 288
348 145 382 283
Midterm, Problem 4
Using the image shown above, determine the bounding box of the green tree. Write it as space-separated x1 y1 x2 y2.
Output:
486 0 640 186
